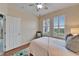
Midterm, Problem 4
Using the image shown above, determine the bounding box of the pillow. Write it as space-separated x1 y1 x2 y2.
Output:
66 36 73 43
66 35 79 53
65 34 73 41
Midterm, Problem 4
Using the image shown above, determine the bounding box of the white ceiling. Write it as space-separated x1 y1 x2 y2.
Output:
16 3 78 16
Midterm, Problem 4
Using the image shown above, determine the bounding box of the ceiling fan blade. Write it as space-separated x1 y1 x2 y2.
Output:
44 6 48 9
42 3 48 10
28 4 34 6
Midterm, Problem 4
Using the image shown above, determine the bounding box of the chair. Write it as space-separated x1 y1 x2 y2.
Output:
35 31 43 38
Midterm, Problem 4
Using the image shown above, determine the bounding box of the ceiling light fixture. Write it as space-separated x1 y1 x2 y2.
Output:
37 4 43 9
28 3 48 12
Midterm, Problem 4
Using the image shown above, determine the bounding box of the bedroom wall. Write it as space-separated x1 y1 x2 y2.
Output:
39 4 79 38
0 3 8 15
2 4 38 45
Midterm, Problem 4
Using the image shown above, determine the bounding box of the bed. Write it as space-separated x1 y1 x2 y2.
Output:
29 37 77 56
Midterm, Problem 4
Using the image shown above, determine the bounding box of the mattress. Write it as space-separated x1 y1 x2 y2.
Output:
29 37 77 56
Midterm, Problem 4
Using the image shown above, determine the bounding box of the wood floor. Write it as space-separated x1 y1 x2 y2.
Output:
3 43 30 56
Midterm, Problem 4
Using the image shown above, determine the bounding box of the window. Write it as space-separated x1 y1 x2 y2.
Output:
53 16 65 36
43 19 50 33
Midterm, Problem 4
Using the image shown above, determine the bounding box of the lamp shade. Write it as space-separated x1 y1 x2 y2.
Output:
71 28 79 35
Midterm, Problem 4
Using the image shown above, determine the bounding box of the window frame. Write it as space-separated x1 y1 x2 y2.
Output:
53 15 65 36
43 18 50 34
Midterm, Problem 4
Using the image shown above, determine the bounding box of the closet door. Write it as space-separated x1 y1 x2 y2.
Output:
13 17 22 48
6 16 22 51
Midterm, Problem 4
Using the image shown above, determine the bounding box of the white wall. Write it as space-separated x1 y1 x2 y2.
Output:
0 4 38 46
0 4 8 15
7 4 39 45
39 5 79 38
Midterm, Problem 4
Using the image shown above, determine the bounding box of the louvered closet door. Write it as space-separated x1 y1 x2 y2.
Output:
6 16 22 51
13 17 22 48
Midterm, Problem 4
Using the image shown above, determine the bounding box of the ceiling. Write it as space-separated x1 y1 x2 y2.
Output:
16 3 78 16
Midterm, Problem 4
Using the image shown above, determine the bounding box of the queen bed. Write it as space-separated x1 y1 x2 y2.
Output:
29 37 77 56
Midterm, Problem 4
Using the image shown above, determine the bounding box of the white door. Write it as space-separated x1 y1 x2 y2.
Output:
6 16 22 51
13 17 22 48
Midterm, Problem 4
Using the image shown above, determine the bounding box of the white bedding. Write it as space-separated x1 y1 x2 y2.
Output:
29 37 77 56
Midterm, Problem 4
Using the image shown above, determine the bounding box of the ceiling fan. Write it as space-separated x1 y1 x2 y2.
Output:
28 3 48 11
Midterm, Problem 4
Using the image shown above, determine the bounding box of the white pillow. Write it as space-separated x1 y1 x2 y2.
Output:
66 36 73 43
66 35 79 52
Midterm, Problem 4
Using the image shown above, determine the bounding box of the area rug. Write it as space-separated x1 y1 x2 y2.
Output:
13 48 29 56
